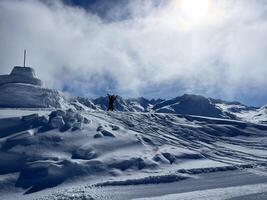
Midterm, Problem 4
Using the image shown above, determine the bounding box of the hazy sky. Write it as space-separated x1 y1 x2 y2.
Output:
0 0 267 106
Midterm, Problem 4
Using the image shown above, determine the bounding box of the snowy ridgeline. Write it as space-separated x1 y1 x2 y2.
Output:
0 67 265 123
0 66 265 123
1 85 266 123
76 94 267 124
0 108 267 197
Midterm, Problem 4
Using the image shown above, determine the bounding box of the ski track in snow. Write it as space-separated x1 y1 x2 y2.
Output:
90 111 267 166
0 109 266 199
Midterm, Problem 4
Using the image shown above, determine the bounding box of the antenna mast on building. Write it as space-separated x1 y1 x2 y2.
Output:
23 49 26 67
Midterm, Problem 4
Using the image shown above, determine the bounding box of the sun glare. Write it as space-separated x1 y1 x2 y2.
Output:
182 0 210 22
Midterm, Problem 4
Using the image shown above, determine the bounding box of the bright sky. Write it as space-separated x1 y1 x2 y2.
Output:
0 0 267 106
181 0 211 22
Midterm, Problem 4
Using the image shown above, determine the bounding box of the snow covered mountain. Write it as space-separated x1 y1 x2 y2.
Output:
91 96 164 112
151 94 235 118
232 105 267 124
74 94 262 122
255 105 267 124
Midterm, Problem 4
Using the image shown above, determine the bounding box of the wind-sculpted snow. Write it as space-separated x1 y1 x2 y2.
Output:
0 109 267 196
0 83 67 108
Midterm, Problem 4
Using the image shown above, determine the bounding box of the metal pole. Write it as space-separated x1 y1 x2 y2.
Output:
24 49 26 67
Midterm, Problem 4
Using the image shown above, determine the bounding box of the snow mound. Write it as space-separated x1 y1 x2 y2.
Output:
0 83 67 108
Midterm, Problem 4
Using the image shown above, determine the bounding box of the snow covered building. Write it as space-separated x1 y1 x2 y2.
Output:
0 66 42 86
0 66 65 108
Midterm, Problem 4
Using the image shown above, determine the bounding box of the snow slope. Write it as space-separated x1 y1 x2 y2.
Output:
0 109 266 199
0 83 68 109
151 94 236 118
234 105 267 124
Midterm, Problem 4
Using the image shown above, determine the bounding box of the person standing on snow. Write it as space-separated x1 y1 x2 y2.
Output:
107 94 117 111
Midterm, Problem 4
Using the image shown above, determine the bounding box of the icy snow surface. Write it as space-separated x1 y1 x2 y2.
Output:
0 109 266 199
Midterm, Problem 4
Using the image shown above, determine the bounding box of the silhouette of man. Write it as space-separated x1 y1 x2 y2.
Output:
107 94 117 111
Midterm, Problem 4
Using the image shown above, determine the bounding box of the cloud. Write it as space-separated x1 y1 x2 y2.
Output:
0 0 267 106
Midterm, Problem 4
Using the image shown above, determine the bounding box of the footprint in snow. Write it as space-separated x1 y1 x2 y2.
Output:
93 130 115 138
101 130 115 137
94 133 103 138
109 125 120 131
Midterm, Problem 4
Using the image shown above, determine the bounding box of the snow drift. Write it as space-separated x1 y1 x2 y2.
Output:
0 109 266 196
0 83 66 108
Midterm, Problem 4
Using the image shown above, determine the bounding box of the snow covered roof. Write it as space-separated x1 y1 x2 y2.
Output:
0 66 42 86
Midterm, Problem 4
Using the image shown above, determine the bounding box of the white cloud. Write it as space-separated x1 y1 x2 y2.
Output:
0 0 267 105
